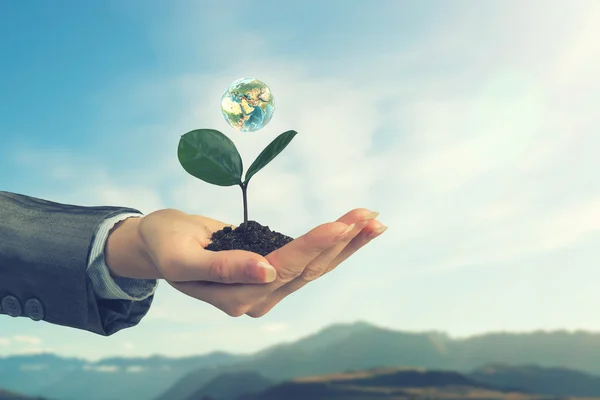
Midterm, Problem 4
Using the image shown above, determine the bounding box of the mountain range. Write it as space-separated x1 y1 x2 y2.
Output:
0 388 46 400
236 367 568 400
1 321 599 400
6 364 600 400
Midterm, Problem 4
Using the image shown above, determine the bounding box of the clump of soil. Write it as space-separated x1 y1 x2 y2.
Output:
205 220 294 256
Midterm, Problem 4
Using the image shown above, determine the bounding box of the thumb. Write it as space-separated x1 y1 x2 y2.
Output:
169 248 277 284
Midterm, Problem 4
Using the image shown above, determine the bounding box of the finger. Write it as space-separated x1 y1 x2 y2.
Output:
244 212 381 318
197 211 368 285
324 219 387 275
334 208 375 225
265 221 353 286
297 211 378 282
295 209 378 282
270 211 378 300
166 240 277 284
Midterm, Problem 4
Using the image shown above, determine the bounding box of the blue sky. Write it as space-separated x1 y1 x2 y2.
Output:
1 0 599 361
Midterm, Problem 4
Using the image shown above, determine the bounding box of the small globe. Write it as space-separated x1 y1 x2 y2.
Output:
221 78 275 132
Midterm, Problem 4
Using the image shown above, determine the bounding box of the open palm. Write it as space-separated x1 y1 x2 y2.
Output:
168 208 386 317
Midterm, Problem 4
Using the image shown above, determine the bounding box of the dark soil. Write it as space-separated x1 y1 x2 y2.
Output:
205 220 294 256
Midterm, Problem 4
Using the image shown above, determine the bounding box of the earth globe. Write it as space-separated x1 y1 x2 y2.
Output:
221 78 275 132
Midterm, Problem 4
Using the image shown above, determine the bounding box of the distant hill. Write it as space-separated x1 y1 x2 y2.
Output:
236 367 567 400
0 354 85 396
185 371 273 400
2 322 600 400
0 352 245 400
451 330 600 374
157 322 600 400
470 363 600 397
183 364 600 400
0 388 46 400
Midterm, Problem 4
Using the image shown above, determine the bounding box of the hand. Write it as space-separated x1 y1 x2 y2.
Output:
167 208 387 317
105 209 280 284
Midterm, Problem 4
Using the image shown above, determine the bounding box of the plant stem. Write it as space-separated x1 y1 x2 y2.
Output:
240 182 248 231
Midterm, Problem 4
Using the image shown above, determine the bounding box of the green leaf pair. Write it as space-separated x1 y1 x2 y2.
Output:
177 129 297 187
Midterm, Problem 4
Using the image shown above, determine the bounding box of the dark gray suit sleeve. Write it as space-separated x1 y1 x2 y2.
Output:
0 190 154 335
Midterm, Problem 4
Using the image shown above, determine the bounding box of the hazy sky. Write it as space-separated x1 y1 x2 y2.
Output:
1 0 599 361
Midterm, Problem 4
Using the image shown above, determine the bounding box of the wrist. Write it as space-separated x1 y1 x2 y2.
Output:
105 216 159 280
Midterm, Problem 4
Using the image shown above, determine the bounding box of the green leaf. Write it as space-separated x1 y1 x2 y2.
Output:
244 130 298 185
178 129 243 186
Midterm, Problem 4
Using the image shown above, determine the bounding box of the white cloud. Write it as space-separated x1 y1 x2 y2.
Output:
9 347 54 355
9 149 167 213
535 197 600 251
13 336 41 345
83 365 120 373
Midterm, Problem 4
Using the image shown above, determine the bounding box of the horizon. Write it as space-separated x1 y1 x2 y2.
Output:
1 0 599 361
1 321 599 362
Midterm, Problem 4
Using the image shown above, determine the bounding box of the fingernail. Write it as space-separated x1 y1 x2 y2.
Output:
357 211 379 227
251 260 277 282
335 223 356 241
367 225 388 240
365 211 380 220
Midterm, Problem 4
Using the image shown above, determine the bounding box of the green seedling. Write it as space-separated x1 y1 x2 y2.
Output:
177 129 297 231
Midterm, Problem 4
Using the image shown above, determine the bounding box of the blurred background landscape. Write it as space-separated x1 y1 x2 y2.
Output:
1 0 599 399
3 322 600 399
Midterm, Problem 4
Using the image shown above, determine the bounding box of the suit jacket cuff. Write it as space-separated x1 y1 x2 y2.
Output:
88 213 158 301
0 191 154 336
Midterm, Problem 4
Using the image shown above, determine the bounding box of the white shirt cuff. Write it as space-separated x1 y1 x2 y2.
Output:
87 212 158 301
